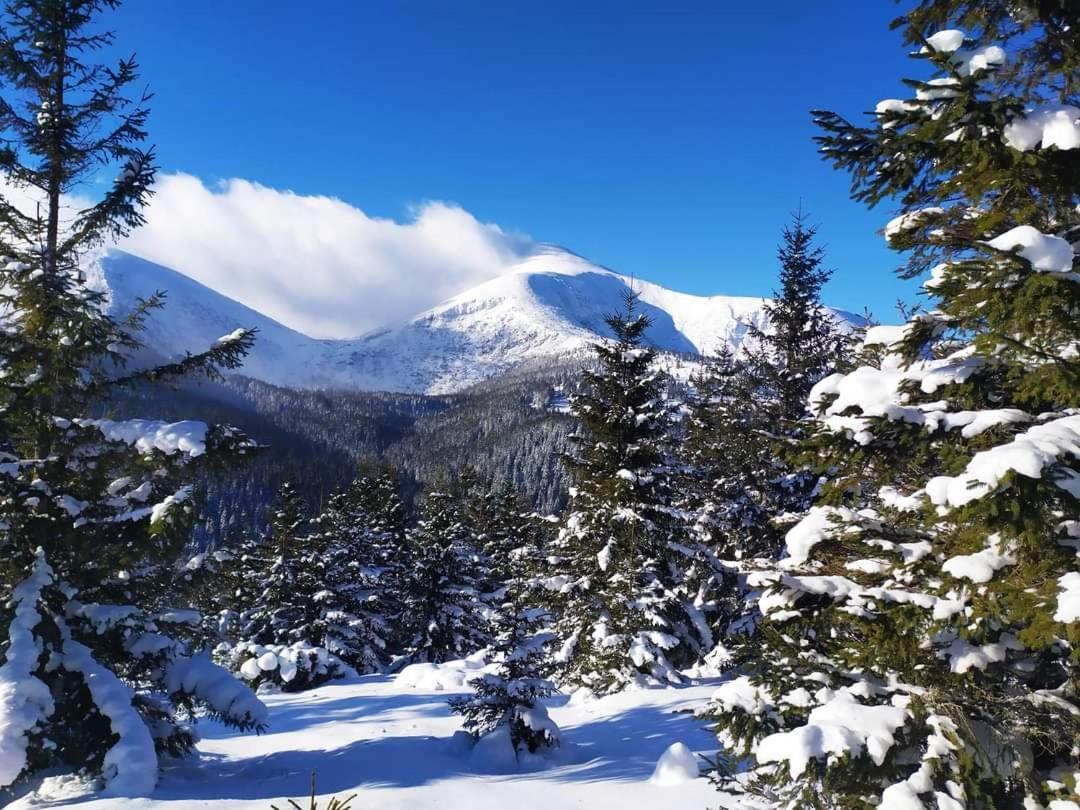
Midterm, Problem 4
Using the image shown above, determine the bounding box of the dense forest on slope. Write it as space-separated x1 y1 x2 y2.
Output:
101 357 593 545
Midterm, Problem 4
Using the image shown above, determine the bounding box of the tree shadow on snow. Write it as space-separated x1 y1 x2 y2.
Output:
549 702 715 784
48 677 718 804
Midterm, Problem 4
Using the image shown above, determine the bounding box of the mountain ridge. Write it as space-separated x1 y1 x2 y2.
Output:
91 246 860 395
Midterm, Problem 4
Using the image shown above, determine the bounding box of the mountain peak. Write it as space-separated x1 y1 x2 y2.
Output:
95 247 856 395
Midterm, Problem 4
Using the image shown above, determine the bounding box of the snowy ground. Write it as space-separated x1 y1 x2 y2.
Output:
11 669 752 810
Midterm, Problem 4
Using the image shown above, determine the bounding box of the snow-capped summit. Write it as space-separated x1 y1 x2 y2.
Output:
91 247 857 395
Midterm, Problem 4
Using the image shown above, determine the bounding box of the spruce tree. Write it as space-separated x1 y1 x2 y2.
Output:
450 485 559 756
685 346 776 558
312 473 402 673
398 487 490 664
348 470 407 564
707 3 1080 807
471 481 544 599
547 291 708 695
449 603 560 756
0 0 265 796
221 483 346 691
678 218 852 660
678 346 769 655
743 209 849 425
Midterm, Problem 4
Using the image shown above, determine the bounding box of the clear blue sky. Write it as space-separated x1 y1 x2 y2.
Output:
108 0 921 321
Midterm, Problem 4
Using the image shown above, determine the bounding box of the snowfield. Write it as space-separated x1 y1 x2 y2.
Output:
11 669 752 810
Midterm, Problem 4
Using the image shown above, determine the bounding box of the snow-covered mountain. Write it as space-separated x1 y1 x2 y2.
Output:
91 247 858 395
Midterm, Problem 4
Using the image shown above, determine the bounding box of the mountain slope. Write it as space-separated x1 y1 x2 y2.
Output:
92 247 858 394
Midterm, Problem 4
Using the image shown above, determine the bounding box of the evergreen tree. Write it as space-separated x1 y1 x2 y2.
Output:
677 218 853 658
398 487 490 664
221 483 346 691
685 345 777 561
349 469 408 562
548 292 708 695
313 473 404 672
708 3 1080 807
449 484 560 757
743 209 849 425
677 346 768 656
470 480 548 599
0 0 265 796
449 603 560 756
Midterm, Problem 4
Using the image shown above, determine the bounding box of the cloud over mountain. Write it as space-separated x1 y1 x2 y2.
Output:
118 174 533 338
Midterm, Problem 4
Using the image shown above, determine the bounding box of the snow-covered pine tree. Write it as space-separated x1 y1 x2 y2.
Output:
0 0 265 796
678 346 768 654
346 469 407 566
449 481 560 756
221 483 346 691
707 3 1080 807
344 469 410 655
398 486 490 664
311 474 402 673
725 210 851 554
684 346 775 557
679 217 852 663
470 481 550 600
449 602 560 756
179 509 276 655
547 291 708 695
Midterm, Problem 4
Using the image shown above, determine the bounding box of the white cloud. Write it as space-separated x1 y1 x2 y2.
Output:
116 174 533 338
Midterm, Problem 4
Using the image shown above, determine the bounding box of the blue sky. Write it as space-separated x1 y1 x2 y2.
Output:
108 0 922 323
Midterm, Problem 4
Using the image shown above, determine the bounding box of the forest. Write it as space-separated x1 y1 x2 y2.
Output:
0 0 1076 808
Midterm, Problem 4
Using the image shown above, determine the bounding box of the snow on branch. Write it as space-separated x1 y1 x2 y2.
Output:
1003 105 1080 152
164 654 267 729
0 550 55 788
926 413 1080 508
61 638 158 796
984 225 1076 275
77 419 209 457
756 687 909 779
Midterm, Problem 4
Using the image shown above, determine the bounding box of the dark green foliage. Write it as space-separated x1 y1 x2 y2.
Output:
677 214 851 663
104 365 575 551
742 208 852 424
398 487 490 664
707 2 1080 806
386 361 580 515
548 292 707 695
0 0 263 792
103 375 444 548
313 473 403 672
449 604 560 755
215 482 347 692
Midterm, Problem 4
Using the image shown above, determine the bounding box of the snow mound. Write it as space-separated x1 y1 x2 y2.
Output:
222 641 346 690
650 742 700 785
468 725 520 773
396 654 491 691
